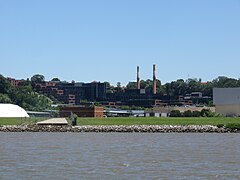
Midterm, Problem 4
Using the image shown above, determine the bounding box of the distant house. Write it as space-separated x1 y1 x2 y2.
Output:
213 88 240 116
7 78 25 87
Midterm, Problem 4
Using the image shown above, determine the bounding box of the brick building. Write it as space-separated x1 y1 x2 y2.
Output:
34 81 107 105
7 78 25 86
59 106 104 118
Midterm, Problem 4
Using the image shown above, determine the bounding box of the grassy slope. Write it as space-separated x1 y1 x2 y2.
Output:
77 117 240 126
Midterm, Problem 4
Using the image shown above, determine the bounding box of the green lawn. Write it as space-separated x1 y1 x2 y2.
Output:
0 117 47 125
1 117 240 126
77 117 240 126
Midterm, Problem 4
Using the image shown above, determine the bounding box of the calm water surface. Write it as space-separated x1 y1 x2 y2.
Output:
0 133 239 179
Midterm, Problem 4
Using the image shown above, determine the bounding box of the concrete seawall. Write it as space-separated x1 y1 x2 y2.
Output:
0 125 239 133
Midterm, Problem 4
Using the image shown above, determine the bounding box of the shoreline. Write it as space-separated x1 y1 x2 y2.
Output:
0 125 239 133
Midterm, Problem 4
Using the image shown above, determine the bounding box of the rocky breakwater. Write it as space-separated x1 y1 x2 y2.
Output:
0 125 239 133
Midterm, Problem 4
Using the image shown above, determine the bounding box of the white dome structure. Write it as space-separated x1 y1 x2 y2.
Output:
0 104 29 117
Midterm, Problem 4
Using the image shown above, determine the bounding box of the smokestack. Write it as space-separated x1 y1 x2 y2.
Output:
153 64 156 94
137 66 140 89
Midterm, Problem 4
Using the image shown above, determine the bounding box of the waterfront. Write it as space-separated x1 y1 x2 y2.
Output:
0 133 239 179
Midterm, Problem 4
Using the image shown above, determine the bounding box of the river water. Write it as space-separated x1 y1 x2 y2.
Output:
0 133 239 179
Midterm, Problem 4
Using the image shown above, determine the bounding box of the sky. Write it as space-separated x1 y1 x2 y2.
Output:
0 0 240 86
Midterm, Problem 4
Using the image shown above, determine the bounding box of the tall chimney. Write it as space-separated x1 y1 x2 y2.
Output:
153 64 156 94
137 66 140 89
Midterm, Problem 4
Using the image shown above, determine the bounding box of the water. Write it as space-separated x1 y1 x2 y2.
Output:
0 133 239 179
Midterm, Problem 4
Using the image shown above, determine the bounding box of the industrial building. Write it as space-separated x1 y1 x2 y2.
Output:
103 64 196 107
31 64 164 107
34 81 107 105
213 88 240 116
104 64 173 107
8 64 210 108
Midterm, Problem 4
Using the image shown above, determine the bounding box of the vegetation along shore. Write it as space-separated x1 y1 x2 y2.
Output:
0 117 240 133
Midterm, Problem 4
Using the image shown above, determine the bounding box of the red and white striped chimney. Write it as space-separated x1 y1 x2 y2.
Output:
153 64 156 94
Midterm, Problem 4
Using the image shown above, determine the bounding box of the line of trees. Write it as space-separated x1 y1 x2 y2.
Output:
0 75 52 111
125 76 240 99
170 109 216 117
2 73 240 111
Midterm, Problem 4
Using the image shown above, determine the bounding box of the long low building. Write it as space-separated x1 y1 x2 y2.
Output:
213 88 240 116
59 106 104 118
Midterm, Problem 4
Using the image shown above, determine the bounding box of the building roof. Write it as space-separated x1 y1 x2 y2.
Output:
0 104 29 117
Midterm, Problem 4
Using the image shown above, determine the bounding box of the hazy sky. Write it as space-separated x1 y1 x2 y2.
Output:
0 0 240 85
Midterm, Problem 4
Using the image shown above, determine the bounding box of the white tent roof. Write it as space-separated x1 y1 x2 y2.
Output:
0 104 29 117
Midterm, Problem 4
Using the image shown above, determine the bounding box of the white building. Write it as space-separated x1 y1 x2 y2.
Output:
0 104 29 117
213 88 240 116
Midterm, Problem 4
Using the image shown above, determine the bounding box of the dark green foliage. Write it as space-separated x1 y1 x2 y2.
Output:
183 110 192 117
31 74 45 85
10 86 51 111
172 110 215 118
0 74 51 111
0 93 12 103
170 110 182 117
192 111 201 117
200 109 214 117
217 124 224 128
225 123 240 130
0 75 11 94
51 78 61 82
126 82 136 89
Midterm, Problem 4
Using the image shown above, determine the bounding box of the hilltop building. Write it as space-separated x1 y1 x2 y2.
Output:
7 77 25 87
7 64 211 108
34 81 107 105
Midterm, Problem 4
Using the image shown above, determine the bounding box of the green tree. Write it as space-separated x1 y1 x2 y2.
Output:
200 109 214 117
31 74 45 84
163 79 188 99
51 78 61 82
0 75 11 94
212 76 239 88
116 82 122 92
201 81 213 96
186 78 202 93
104 82 111 88
183 110 192 117
105 82 115 93
0 93 12 103
9 85 52 111
192 111 201 117
170 110 182 117
140 80 148 89
126 82 136 89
